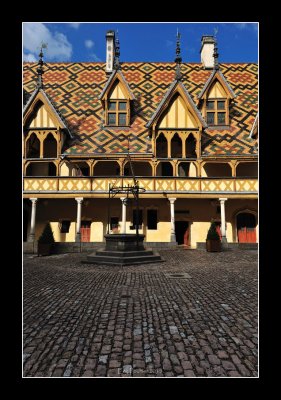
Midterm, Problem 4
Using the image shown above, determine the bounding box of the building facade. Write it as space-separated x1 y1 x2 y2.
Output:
23 32 258 248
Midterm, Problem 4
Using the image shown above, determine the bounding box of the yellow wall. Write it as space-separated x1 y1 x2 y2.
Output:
60 161 76 176
29 103 56 128
109 81 126 99
30 197 258 246
208 81 225 98
189 162 197 177
159 95 198 128
50 221 76 242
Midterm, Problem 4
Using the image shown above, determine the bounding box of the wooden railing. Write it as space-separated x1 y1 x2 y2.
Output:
23 176 258 194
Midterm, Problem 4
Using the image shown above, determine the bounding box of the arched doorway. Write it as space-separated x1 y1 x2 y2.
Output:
236 212 257 243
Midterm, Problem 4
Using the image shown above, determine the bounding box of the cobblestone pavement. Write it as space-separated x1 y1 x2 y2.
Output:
23 248 258 378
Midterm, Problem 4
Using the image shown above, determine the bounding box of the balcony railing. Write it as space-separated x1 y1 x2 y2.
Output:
23 176 258 194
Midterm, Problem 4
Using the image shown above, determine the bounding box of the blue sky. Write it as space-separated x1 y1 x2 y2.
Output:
23 22 258 63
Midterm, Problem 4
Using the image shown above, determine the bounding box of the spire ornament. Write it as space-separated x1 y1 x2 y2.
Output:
174 29 182 81
213 30 219 70
114 30 121 70
36 43 47 89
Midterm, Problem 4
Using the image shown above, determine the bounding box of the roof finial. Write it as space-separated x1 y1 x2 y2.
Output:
37 43 47 89
114 29 121 70
213 29 219 70
175 29 182 81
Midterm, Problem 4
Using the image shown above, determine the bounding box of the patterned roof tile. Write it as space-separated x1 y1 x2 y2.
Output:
23 62 258 156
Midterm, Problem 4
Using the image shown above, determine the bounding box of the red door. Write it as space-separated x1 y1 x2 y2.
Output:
183 226 190 246
237 213 256 243
80 221 91 242
238 227 256 243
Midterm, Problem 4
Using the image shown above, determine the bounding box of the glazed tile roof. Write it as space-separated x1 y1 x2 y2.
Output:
23 62 258 157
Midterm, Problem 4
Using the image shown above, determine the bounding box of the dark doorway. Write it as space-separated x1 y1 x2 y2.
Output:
237 213 256 243
23 208 29 242
175 221 190 245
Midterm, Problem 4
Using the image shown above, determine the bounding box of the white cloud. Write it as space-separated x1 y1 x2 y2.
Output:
90 53 102 62
85 39 94 49
68 23 80 29
23 53 37 62
236 23 258 34
23 23 72 61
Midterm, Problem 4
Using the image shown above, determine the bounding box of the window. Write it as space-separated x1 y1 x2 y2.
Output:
147 210 157 230
60 220 71 233
206 99 227 126
130 209 143 230
107 100 129 126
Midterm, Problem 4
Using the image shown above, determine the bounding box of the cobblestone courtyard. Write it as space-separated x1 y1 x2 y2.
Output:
23 248 258 378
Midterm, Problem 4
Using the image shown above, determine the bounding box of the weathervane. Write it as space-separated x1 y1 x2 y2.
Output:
114 29 120 70
36 42 47 89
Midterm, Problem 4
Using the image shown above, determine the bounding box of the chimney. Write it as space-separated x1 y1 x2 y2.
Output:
200 36 215 69
106 30 115 74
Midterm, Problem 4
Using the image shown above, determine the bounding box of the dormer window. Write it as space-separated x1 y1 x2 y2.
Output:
107 100 129 126
197 69 236 128
99 70 135 128
206 99 226 126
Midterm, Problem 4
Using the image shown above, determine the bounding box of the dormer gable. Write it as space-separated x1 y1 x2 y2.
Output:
146 80 207 130
197 69 236 101
99 70 135 101
197 70 235 127
158 93 199 129
23 89 72 137
99 70 135 127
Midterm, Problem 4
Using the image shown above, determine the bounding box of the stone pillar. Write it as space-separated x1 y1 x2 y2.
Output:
219 198 228 245
120 197 127 234
28 198 38 242
168 198 177 242
75 197 83 242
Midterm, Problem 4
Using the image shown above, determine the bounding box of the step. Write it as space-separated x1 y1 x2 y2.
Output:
96 249 154 257
238 243 258 250
85 252 163 265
